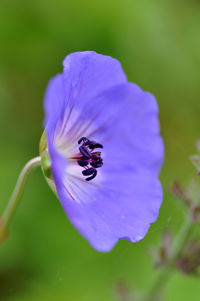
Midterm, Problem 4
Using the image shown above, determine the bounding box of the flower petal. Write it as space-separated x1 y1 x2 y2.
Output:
55 167 162 251
44 51 127 144
62 51 127 101
44 74 65 136
52 82 163 176
45 79 163 251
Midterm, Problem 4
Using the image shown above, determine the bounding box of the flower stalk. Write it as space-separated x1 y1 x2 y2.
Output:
147 215 195 300
0 156 41 242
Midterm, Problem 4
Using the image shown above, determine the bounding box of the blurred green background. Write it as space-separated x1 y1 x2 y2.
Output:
0 0 200 300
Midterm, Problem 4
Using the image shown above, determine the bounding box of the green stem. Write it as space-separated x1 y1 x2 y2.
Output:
146 216 194 301
147 267 172 301
0 156 41 242
170 217 193 259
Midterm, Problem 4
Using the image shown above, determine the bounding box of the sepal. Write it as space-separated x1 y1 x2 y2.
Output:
39 131 57 196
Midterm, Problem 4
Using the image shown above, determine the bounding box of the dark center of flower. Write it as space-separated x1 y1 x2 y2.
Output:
77 137 103 181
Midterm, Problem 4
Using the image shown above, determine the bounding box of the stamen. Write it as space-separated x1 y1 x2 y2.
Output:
78 137 88 144
90 161 103 168
85 140 103 150
79 145 92 159
82 168 96 176
77 160 89 167
85 170 97 181
82 168 97 181
77 136 103 181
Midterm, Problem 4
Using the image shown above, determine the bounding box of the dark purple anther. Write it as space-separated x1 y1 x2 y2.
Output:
85 140 103 150
77 136 103 181
85 171 97 181
79 145 92 159
82 168 97 181
78 137 88 144
90 162 103 168
90 157 103 168
82 168 96 176
91 152 101 160
77 160 89 167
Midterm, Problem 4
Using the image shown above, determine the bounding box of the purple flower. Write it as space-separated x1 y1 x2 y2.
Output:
43 51 164 252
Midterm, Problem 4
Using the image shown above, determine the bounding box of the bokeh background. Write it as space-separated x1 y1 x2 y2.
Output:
0 0 200 300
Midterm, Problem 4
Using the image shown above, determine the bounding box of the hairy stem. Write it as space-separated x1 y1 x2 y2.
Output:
0 156 41 242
